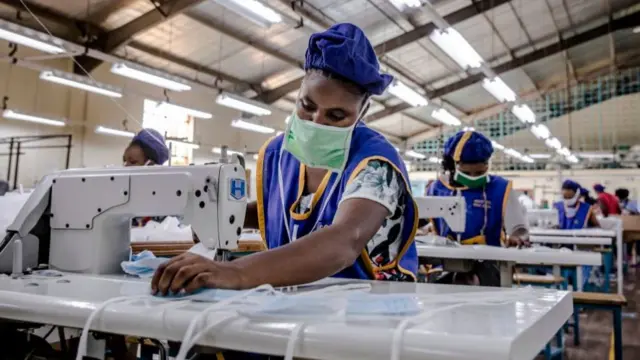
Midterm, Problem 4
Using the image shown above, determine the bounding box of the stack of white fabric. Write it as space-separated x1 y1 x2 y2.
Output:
130 216 193 242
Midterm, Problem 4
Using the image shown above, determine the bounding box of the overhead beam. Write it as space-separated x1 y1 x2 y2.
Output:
365 10 640 123
0 0 257 92
86 0 139 24
256 0 511 104
75 0 206 73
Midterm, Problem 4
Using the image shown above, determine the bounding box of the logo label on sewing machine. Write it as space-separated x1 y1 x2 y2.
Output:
229 178 246 201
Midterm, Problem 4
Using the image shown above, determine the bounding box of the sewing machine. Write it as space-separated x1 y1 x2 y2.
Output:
414 195 466 233
0 163 247 275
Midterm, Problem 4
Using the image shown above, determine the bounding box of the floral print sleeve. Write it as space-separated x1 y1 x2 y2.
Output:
339 160 411 281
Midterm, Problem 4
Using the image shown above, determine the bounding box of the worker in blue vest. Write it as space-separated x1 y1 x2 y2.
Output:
426 130 529 286
152 23 418 296
555 179 601 289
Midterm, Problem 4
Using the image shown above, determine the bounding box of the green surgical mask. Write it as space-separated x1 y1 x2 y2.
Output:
282 112 355 171
454 169 489 188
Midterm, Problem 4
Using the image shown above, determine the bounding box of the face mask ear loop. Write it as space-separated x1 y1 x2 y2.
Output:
76 295 150 360
284 323 305 360
175 284 278 360
390 292 536 360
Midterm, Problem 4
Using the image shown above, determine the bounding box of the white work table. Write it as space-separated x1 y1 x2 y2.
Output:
529 228 616 238
0 273 572 360
416 238 601 289
528 235 611 246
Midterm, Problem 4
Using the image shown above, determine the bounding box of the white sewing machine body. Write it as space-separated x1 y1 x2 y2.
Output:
527 209 559 228
0 164 247 274
0 273 572 360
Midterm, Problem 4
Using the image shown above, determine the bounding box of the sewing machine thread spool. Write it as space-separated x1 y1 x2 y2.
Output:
11 239 23 278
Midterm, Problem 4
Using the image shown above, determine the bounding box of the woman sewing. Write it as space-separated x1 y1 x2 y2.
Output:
556 180 600 229
425 130 529 286
151 23 418 295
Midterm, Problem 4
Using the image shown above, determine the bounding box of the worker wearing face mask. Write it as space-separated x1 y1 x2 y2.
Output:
425 130 529 286
152 23 418 299
557 180 600 229
122 128 169 167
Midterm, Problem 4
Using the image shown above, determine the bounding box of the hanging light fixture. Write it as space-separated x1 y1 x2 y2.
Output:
216 92 272 116
40 70 122 98
95 126 135 138
111 63 191 92
2 109 65 127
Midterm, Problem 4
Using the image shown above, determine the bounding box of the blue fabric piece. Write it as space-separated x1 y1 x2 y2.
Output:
260 123 418 280
346 293 422 316
133 128 169 165
562 179 581 191
305 23 393 95
428 176 510 247
594 183 605 192
443 131 493 163
121 250 169 278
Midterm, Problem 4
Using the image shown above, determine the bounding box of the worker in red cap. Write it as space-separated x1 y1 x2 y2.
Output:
593 183 621 217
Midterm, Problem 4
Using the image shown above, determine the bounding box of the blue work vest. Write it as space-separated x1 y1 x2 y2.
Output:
554 201 592 229
427 175 512 246
256 123 418 281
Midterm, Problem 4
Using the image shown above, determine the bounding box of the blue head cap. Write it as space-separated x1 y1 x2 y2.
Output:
562 179 581 192
304 23 393 95
593 183 605 193
132 128 169 165
579 187 589 196
444 130 494 163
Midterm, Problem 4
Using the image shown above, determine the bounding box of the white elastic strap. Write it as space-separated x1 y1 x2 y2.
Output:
389 295 533 360
284 323 305 360
76 295 150 360
292 283 372 296
175 284 278 360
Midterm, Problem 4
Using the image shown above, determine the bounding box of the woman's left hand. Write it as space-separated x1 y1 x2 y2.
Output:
506 235 531 248
151 253 245 295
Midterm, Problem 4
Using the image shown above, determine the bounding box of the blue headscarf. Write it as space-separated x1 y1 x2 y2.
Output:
132 128 169 165
444 130 493 163
562 179 581 191
305 23 393 95
593 183 605 193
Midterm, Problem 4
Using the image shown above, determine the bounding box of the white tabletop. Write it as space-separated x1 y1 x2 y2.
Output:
0 273 572 360
529 227 616 237
529 235 611 246
417 244 602 266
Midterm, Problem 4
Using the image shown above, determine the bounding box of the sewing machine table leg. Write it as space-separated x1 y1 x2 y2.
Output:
499 261 514 288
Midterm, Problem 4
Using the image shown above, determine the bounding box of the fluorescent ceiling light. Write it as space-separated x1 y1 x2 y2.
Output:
431 108 461 126
503 148 522 158
633 26 640 34
577 152 614 159
482 77 516 103
40 70 122 98
157 102 212 119
110 63 191 92
2 109 65 127
429 27 484 69
387 80 428 107
545 137 562 150
166 139 200 149
389 0 422 11
490 140 505 151
405 150 426 159
530 124 551 140
231 119 275 134
462 126 475 131
521 155 535 163
428 156 441 164
214 0 282 27
216 92 272 116
212 147 243 155
0 20 66 54
557 147 571 157
511 104 536 124
567 155 579 163
253 154 259 160
95 126 134 138
529 153 552 159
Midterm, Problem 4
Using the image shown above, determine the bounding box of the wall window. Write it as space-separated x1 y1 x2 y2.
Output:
142 99 194 165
